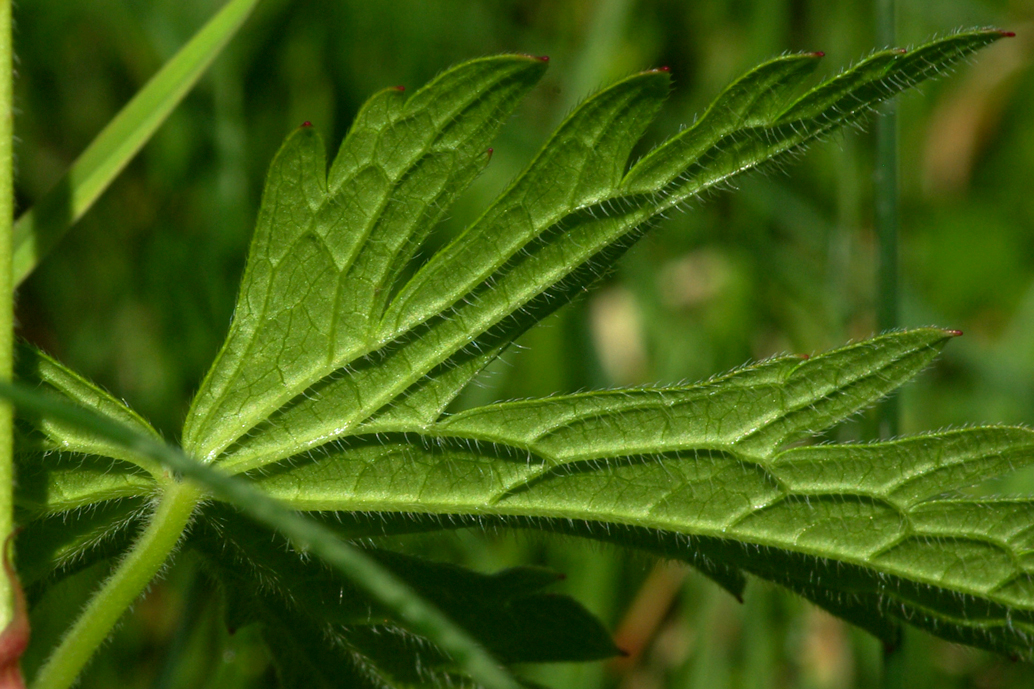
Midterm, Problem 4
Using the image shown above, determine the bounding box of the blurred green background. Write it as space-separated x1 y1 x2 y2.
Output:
14 0 1034 687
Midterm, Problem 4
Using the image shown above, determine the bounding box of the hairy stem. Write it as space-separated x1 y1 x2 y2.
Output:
0 0 13 630
29 481 202 689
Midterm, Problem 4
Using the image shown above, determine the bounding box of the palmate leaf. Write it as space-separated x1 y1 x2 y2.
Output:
14 27 1030 689
14 342 159 585
182 54 550 461
167 27 1034 665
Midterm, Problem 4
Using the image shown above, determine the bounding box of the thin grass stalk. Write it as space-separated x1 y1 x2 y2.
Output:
874 0 905 685
0 0 14 629
875 0 900 440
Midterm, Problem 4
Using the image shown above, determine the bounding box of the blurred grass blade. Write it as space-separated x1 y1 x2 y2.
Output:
0 381 520 689
11 0 260 287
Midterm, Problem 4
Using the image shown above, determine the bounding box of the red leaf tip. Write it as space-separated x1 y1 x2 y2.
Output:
659 65 671 72
300 121 313 128
945 329 964 337
810 51 825 58
798 353 811 360
394 85 406 91
538 55 550 62
1002 31 1016 38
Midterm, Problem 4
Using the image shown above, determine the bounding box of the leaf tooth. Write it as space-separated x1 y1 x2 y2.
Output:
769 426 1034 509
622 51 823 193
732 328 954 454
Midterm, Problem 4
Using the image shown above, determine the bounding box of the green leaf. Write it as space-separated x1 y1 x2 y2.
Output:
15 28 1024 686
205 67 672 471
186 31 1007 478
17 499 144 588
12 0 260 286
193 505 619 669
245 329 1034 659
15 341 163 476
183 54 550 462
15 452 154 519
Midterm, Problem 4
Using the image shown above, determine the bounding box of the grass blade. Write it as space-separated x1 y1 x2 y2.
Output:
12 0 260 286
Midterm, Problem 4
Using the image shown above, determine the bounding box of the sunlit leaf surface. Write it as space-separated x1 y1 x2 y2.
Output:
16 28 1031 687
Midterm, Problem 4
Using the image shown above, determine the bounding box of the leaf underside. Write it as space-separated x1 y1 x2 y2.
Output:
17 27 1034 684
192 504 618 687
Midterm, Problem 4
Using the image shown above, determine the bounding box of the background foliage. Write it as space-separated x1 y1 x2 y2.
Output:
14 0 1034 687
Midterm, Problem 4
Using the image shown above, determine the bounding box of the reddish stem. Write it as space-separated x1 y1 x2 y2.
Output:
0 534 28 689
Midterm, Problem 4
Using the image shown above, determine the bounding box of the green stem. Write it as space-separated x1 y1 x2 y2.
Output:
881 632 908 689
29 481 202 689
874 0 899 439
875 0 905 686
0 0 13 630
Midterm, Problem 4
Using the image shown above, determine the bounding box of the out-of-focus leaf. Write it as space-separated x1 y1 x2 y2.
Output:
192 506 618 682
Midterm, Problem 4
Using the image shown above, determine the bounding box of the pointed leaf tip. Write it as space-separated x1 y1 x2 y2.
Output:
300 121 312 128
946 329 964 336
394 85 405 91
810 51 825 57
539 55 550 62
1002 31 1016 37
